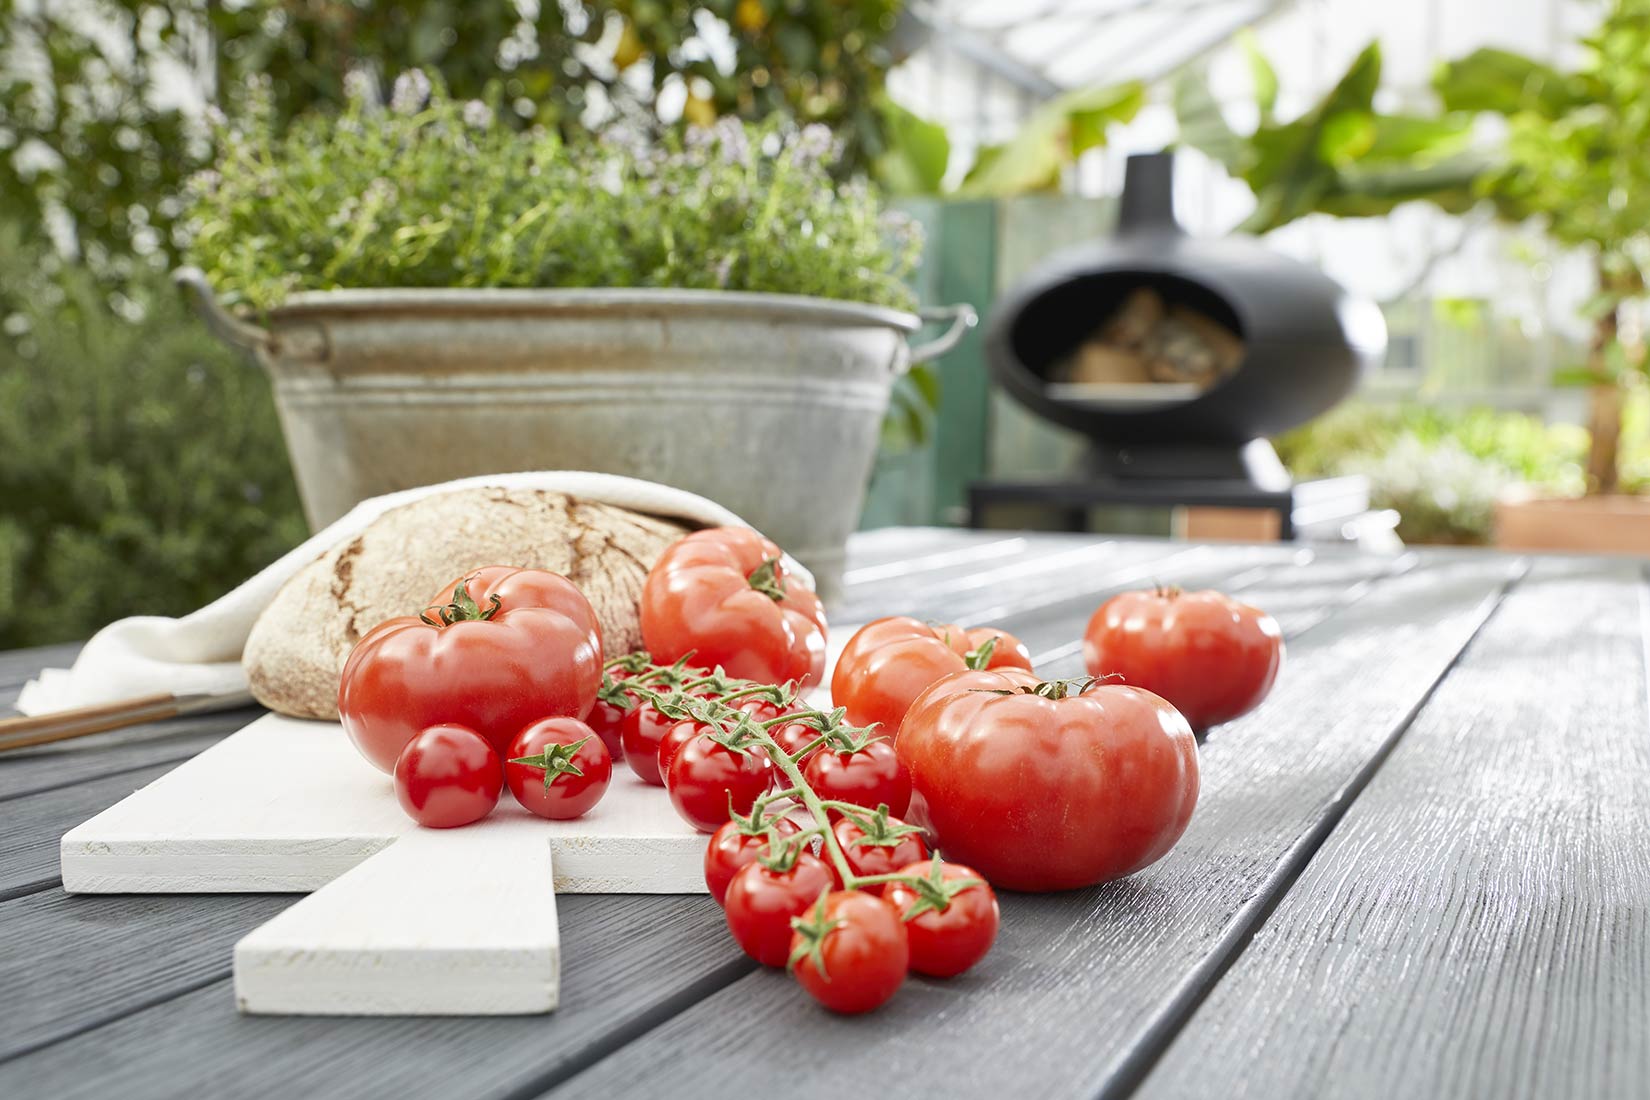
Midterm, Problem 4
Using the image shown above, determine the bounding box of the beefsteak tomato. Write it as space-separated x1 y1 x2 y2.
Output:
897 668 1199 891
339 567 603 772
640 527 826 688
1083 587 1283 731
831 617 1032 737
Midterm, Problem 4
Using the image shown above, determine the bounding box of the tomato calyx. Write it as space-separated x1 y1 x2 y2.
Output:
509 734 594 788
890 855 985 922
839 804 926 849
419 577 503 626
746 557 788 602
962 634 1000 671
604 650 655 675
757 831 810 873
729 802 795 839
1153 582 1184 600
786 890 845 976
979 674 1117 700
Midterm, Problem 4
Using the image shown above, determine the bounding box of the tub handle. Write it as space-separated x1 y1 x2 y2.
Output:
908 303 978 365
174 267 272 354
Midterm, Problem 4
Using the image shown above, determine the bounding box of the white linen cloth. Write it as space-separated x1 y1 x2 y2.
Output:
17 471 804 716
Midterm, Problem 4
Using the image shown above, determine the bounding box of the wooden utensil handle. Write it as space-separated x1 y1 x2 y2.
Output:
0 694 182 753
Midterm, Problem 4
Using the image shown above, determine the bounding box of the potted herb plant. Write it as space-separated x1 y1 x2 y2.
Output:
1434 5 1650 552
180 74 973 599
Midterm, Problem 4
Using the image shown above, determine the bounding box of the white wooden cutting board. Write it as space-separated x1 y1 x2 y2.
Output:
60 713 709 1016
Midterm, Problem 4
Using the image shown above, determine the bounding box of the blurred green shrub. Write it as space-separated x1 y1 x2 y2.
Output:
1274 400 1648 544
0 226 306 648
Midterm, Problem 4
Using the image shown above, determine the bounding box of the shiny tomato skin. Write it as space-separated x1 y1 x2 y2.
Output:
898 668 1199 892
883 861 1000 978
703 816 802 905
723 853 838 966
831 617 1034 739
504 717 613 820
803 739 911 818
790 891 909 1014
640 527 828 688
666 735 773 833
768 719 824 769
1083 588 1283 731
656 718 701 778
620 701 679 786
393 724 503 828
339 566 603 773
830 816 928 893
585 697 629 762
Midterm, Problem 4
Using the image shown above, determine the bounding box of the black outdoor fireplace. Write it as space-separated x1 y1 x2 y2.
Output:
970 152 1386 536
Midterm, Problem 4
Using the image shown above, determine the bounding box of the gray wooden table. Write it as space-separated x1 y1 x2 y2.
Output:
1 530 1646 1100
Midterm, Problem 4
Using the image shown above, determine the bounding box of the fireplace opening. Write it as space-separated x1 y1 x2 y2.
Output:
1015 272 1246 412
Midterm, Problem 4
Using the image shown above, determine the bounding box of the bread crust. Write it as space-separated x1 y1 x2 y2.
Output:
243 487 691 719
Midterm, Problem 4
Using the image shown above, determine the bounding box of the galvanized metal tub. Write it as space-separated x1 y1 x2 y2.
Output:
177 272 975 601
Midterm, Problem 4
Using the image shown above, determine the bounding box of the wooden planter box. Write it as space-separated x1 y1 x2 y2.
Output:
1495 491 1650 555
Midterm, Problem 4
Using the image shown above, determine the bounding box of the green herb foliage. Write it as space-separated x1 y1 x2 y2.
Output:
0 224 306 648
185 76 920 313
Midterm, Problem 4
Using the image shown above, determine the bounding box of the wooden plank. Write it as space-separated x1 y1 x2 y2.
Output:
0 711 250 802
0 894 748 1099
0 642 81 697
834 536 1201 625
536 555 1521 1100
1136 558 1650 1100
0 892 291 1062
0 765 186 900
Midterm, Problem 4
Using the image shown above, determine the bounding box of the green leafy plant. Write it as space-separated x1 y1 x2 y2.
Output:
871 80 1145 197
1173 37 1484 234
0 0 905 291
0 223 306 648
1274 400 1648 543
186 76 920 312
1434 1 1650 494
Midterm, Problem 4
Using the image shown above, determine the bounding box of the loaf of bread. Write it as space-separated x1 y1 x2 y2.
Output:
243 486 693 720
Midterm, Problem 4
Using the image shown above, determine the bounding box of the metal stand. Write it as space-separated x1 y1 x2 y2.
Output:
966 439 1296 537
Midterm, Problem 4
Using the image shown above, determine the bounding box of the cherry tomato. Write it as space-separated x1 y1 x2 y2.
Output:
393 724 503 828
803 738 911 818
1083 587 1283 731
830 813 928 893
832 617 1033 739
586 687 631 763
666 734 773 833
640 527 827 688
620 700 680 786
339 566 603 772
656 718 702 778
504 717 613 820
767 718 825 769
723 851 837 967
703 815 802 905
898 669 1199 892
789 890 909 1014
883 860 999 978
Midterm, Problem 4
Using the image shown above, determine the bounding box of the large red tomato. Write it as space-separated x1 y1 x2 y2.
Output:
831 617 1032 738
640 527 826 688
897 668 1199 892
338 567 603 772
1083 588 1283 731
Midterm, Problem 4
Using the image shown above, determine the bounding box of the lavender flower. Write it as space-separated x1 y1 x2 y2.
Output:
343 69 377 108
390 70 432 115
790 123 836 167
